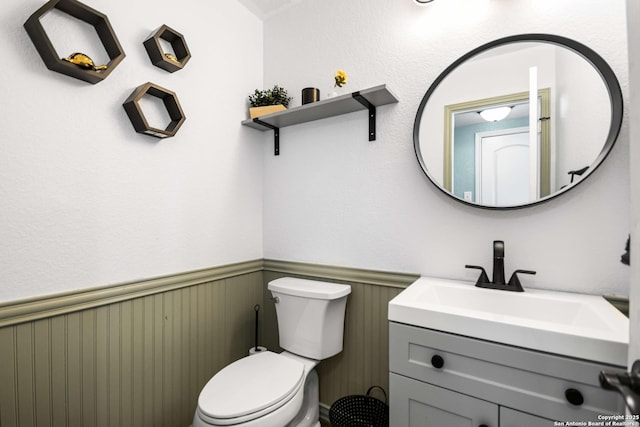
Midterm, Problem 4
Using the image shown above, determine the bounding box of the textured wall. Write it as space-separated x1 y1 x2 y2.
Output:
0 0 264 302
262 0 630 296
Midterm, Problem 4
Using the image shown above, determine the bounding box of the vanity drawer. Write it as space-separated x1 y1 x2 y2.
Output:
389 322 626 422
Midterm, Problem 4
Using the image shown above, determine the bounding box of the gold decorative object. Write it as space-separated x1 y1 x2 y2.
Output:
62 52 107 71
334 69 348 88
164 53 180 63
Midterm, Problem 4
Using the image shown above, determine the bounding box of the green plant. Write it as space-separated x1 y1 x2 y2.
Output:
248 85 292 108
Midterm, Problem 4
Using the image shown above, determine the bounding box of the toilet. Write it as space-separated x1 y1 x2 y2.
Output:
193 277 351 427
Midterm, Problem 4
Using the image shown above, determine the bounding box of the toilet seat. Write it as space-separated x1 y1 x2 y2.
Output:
196 351 305 426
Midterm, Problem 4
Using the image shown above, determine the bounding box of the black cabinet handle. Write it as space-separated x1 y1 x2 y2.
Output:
565 388 584 406
431 354 445 369
479 424 489 427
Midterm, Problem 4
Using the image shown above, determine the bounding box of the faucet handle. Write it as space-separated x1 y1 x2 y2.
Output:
493 240 504 258
465 265 490 286
507 269 536 292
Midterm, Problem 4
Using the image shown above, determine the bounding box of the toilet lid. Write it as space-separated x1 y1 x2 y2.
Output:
198 351 305 421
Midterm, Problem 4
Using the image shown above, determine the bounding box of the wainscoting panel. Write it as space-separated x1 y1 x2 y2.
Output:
0 266 264 427
317 282 404 405
0 259 417 426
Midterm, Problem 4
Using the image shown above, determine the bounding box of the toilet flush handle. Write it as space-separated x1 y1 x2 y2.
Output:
270 296 280 304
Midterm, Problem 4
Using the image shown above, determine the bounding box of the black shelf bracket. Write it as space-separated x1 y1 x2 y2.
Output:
352 92 377 141
253 118 280 155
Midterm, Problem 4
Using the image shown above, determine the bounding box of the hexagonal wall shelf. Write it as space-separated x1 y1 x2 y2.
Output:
123 82 186 139
143 25 191 73
24 0 126 84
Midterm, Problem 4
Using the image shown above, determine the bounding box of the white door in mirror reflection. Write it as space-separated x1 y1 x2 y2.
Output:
476 127 533 206
446 89 550 205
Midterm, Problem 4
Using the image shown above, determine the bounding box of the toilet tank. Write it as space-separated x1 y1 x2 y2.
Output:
268 277 351 360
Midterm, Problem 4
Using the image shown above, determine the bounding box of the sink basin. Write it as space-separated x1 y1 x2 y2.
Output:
388 277 629 366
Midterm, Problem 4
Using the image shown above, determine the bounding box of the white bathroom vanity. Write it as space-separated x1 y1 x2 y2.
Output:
388 277 629 426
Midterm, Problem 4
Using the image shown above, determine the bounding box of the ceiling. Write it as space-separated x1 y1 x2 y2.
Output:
236 0 304 20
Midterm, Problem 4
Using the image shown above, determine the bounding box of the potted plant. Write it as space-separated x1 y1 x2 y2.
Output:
248 85 293 118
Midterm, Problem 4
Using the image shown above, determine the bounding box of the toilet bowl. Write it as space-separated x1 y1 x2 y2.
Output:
193 277 351 427
193 351 316 427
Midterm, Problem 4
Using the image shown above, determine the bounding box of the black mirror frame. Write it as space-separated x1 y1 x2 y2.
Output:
413 33 623 210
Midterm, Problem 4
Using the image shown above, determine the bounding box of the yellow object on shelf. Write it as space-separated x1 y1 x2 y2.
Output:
164 53 180 63
62 52 107 71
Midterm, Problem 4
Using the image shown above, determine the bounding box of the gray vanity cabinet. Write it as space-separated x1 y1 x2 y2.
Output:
500 407 553 427
389 322 626 427
390 374 554 426
390 373 499 426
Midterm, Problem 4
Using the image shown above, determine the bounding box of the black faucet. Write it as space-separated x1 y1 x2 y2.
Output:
465 240 536 292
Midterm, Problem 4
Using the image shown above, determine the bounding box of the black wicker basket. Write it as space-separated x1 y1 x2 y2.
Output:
329 386 389 427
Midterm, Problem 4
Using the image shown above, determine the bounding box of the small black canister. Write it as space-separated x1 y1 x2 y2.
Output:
302 87 320 104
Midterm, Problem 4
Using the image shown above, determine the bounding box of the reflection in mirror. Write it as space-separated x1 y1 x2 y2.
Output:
445 89 551 205
414 35 622 209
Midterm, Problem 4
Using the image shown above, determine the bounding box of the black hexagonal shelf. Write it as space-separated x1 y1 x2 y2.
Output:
143 25 191 73
123 82 186 139
24 0 126 84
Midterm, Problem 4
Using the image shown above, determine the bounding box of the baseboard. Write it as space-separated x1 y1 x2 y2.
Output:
319 402 331 422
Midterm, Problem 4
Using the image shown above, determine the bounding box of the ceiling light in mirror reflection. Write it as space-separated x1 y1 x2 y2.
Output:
479 106 512 122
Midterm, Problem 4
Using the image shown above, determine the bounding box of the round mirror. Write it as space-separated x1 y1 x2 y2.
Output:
414 34 623 209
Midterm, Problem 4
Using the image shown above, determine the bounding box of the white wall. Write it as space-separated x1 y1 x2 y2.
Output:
262 0 630 296
625 0 640 366
0 0 265 302
555 45 611 188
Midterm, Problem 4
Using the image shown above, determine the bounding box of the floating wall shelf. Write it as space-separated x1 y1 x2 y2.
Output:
123 82 186 139
24 0 126 84
241 84 399 155
143 24 191 73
